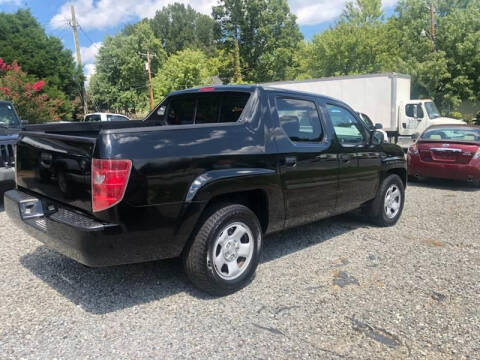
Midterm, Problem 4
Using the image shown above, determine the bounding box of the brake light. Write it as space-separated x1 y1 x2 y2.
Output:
92 158 132 212
474 148 480 159
199 87 215 92
408 144 419 155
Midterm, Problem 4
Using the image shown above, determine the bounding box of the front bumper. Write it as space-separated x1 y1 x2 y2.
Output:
4 189 178 267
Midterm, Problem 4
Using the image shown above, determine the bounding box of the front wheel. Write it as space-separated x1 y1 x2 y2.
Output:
364 174 405 227
184 204 262 296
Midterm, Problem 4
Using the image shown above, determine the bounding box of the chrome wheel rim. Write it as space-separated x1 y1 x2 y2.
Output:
209 222 254 281
384 184 401 219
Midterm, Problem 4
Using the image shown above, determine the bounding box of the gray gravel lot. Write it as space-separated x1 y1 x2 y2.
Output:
0 180 479 359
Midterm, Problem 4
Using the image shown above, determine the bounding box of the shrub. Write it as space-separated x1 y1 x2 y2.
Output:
0 58 62 123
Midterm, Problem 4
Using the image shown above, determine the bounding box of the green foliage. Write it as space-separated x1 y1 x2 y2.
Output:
340 0 383 24
149 3 216 55
0 9 82 120
152 49 218 100
297 0 480 115
213 0 303 83
88 22 166 113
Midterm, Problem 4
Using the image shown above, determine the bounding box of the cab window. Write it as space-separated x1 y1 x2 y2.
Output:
327 104 366 146
276 97 323 142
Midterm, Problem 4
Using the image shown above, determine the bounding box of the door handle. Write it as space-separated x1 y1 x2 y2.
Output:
285 156 297 167
339 153 352 162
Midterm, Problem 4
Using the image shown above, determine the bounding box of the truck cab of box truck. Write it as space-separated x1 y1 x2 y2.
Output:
397 99 465 137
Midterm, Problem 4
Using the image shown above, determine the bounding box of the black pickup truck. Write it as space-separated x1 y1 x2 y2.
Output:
0 100 20 192
5 85 406 295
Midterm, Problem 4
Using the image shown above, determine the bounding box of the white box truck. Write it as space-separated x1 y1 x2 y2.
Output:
263 73 464 147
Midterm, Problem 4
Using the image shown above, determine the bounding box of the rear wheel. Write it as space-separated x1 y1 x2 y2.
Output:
184 204 262 296
364 174 405 227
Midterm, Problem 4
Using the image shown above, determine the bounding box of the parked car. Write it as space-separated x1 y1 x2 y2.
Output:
357 112 388 142
84 112 130 122
5 85 407 295
0 100 21 193
407 125 480 186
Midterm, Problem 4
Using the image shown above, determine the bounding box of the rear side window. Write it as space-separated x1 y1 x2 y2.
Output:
276 97 323 142
327 104 366 146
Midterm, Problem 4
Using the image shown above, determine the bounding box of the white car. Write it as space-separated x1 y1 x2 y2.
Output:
84 113 130 122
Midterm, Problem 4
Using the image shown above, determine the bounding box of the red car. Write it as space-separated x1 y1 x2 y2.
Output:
408 125 480 186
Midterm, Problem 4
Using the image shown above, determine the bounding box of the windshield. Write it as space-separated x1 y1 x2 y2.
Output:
358 113 374 128
421 127 480 141
424 101 441 119
0 102 20 128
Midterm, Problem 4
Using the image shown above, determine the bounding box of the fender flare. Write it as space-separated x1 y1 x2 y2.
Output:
185 168 276 202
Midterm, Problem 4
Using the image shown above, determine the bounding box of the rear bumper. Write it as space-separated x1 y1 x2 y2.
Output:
0 167 15 183
408 155 480 181
4 189 193 267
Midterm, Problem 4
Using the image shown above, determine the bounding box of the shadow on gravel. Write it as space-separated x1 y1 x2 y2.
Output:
408 178 479 192
20 212 367 314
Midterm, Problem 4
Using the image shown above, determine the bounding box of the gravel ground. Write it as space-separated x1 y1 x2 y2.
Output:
0 179 479 359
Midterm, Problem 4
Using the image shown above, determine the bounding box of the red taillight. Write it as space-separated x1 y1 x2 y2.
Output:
91 158 132 212
408 144 419 155
474 148 480 160
199 87 215 92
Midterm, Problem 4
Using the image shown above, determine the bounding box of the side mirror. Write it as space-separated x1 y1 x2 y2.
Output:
371 130 384 145
374 123 383 130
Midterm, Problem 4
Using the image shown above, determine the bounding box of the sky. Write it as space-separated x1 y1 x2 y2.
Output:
0 0 399 81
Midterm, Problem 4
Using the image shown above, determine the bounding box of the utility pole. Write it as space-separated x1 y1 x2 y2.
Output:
140 51 155 110
430 1 436 49
70 5 88 115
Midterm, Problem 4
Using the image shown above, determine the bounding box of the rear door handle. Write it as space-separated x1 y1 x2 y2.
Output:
285 156 297 167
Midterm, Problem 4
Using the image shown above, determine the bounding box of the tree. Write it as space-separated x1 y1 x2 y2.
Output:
0 58 63 123
340 0 383 24
0 9 82 120
299 22 400 78
213 0 303 83
88 22 166 113
152 49 218 100
149 3 216 55
390 0 480 110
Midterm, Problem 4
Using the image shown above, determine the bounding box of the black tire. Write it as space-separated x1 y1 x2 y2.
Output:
184 203 262 296
364 174 405 227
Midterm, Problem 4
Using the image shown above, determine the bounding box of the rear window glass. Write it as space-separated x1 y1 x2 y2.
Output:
167 97 196 125
107 115 129 121
85 115 101 122
147 92 250 125
196 94 220 124
421 128 480 141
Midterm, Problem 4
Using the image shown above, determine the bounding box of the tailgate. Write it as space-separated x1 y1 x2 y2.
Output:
16 132 96 213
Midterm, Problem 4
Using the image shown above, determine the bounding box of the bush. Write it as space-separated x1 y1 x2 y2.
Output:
0 58 62 123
